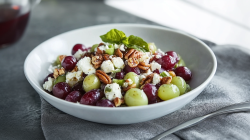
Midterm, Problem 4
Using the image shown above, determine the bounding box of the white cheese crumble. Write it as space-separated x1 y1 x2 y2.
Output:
139 52 151 62
156 49 165 56
66 71 83 87
119 44 125 51
155 55 162 59
74 49 86 60
111 57 125 69
123 78 133 87
104 83 122 100
114 44 119 49
150 61 161 71
43 77 54 92
98 44 109 51
152 73 161 85
101 60 115 73
139 75 146 81
77 57 96 74
48 65 60 73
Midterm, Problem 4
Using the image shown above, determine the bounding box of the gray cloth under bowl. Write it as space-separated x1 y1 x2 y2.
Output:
41 44 250 140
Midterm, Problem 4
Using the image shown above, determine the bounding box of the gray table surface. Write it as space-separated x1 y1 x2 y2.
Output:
0 0 215 139
0 0 159 139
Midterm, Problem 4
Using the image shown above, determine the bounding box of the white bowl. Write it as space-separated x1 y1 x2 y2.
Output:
24 24 217 124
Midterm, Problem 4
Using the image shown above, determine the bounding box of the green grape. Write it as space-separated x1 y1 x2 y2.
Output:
105 44 115 55
124 88 148 106
90 44 99 52
148 43 157 54
175 55 186 68
112 79 124 86
83 74 101 92
124 72 140 88
158 84 180 100
185 84 191 93
53 75 66 86
55 55 62 66
171 76 186 95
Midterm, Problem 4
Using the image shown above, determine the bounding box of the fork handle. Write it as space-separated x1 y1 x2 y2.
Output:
151 102 250 140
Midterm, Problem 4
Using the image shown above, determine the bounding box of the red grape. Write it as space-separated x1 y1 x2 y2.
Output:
80 89 102 106
157 55 177 71
72 81 85 94
61 56 77 71
96 99 115 107
44 73 53 83
115 71 125 79
175 66 192 81
142 83 157 104
65 91 82 103
71 44 87 55
123 64 140 75
52 82 71 99
166 51 179 62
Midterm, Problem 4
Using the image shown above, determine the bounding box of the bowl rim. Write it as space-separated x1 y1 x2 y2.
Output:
24 23 217 111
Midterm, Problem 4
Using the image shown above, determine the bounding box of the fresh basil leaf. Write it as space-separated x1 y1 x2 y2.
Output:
127 35 149 52
100 29 128 44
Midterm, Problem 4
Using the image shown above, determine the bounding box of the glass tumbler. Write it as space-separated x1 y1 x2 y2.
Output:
0 0 40 48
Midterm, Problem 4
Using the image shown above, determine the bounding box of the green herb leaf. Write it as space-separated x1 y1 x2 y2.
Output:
100 29 128 44
160 71 171 77
127 35 149 52
105 87 112 92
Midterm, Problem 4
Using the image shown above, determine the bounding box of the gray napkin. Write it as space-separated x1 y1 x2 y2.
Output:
41 45 250 140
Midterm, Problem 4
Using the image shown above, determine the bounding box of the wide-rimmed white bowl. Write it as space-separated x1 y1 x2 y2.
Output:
24 24 217 124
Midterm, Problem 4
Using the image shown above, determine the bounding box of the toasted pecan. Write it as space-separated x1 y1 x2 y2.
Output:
96 70 112 84
58 55 66 62
103 54 110 60
161 76 172 85
92 54 103 69
96 47 103 55
71 66 78 72
124 49 142 60
168 71 176 77
140 73 154 86
137 62 151 70
53 67 65 79
128 57 139 67
123 83 136 92
115 49 123 58
114 97 124 107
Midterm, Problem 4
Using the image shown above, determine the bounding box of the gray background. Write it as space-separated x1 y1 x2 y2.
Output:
0 0 158 139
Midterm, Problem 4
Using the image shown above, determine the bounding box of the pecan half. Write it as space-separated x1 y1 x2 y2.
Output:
128 57 139 67
103 54 110 60
81 52 92 59
71 66 78 72
140 73 154 86
114 97 124 107
92 54 103 69
137 62 151 70
96 70 112 84
168 71 176 77
96 47 103 55
58 55 66 62
161 76 172 85
115 49 123 58
123 83 136 92
53 67 65 79
124 49 142 60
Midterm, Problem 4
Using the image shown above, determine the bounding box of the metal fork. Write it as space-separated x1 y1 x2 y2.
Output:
151 102 250 140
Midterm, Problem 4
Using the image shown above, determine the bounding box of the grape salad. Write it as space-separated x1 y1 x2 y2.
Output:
42 29 192 107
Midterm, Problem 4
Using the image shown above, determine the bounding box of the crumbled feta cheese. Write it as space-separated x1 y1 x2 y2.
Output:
155 55 162 59
111 57 125 69
144 58 150 64
48 65 59 73
156 49 165 56
74 49 86 60
150 61 161 71
152 73 161 85
114 44 119 49
43 77 54 92
127 79 133 85
98 44 109 51
77 57 96 74
109 55 113 59
123 78 133 87
122 82 129 88
119 44 125 51
141 69 152 77
139 75 146 81
104 83 122 100
66 71 83 87
139 52 151 62
101 60 115 73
